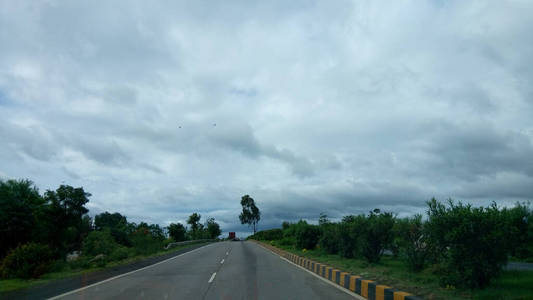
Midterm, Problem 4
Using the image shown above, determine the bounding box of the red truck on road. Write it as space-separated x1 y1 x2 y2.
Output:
228 232 238 241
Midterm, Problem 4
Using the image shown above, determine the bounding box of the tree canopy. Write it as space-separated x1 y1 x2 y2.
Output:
239 194 261 234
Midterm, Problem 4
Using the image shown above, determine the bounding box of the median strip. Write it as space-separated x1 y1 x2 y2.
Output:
254 241 423 300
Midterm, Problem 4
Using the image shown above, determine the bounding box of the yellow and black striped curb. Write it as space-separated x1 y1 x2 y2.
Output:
255 241 422 300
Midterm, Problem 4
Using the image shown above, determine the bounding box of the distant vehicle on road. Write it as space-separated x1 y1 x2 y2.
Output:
229 232 236 240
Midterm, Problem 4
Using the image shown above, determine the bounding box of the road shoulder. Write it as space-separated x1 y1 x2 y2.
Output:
1 242 213 300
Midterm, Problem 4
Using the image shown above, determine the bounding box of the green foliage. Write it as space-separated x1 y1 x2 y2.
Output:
250 228 283 241
318 222 341 254
110 228 132 247
294 221 320 249
167 222 187 242
130 224 164 255
281 221 290 230
0 243 54 279
278 236 296 246
359 209 395 263
395 215 428 272
502 202 533 259
42 185 91 255
187 213 202 239
239 195 261 234
205 218 222 239
0 179 44 258
94 212 127 231
426 198 509 288
338 215 366 258
109 246 132 261
82 230 119 257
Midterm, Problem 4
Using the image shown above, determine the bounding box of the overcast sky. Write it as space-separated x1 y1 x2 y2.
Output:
1 1 532 234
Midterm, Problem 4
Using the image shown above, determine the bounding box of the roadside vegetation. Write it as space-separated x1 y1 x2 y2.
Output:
249 199 533 299
0 178 221 291
0 241 208 293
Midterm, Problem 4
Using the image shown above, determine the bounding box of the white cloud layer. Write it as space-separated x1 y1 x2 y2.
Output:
1 0 532 232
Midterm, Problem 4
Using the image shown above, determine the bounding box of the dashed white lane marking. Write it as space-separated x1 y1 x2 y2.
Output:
226 252 228 255
47 243 215 300
208 272 217 283
220 259 225 264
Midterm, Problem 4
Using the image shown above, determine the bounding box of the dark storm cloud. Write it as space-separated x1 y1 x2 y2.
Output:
424 123 533 180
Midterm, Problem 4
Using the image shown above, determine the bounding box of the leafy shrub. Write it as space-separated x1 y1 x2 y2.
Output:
109 246 132 261
0 243 54 279
360 209 395 263
502 203 533 260
396 215 428 272
68 256 91 269
426 199 508 288
338 215 366 258
250 228 283 241
319 222 341 254
278 236 296 246
167 223 187 242
110 228 132 247
295 223 320 249
130 230 163 255
82 229 119 256
49 259 69 273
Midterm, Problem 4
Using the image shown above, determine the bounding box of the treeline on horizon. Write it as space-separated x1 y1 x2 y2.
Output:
0 178 221 280
249 198 533 289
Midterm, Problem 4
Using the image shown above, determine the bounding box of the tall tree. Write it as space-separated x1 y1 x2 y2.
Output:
239 195 261 234
167 223 186 242
94 212 127 231
0 179 44 258
43 185 91 254
187 213 201 239
205 218 222 239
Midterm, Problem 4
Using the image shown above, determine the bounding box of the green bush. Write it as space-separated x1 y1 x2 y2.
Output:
0 243 54 279
250 228 283 241
338 215 366 258
360 209 395 263
110 228 132 247
396 215 428 272
278 236 296 246
426 199 508 288
502 203 533 260
130 230 163 255
295 222 320 249
318 222 341 254
48 259 69 273
109 246 132 261
82 229 119 256
68 256 91 269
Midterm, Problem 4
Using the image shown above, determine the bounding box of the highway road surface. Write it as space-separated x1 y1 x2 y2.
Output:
48 241 358 300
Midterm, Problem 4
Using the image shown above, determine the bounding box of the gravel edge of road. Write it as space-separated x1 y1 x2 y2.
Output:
0 242 213 300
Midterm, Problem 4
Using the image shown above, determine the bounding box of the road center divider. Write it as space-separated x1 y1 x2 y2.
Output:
253 240 423 300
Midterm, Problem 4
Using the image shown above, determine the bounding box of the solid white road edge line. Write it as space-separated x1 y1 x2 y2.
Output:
208 272 217 283
254 243 365 300
220 259 225 264
47 243 215 300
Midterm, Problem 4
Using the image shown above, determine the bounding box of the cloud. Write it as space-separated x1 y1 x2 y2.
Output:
0 0 532 233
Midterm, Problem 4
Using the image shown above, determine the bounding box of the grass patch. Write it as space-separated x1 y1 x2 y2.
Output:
270 242 533 300
0 242 211 293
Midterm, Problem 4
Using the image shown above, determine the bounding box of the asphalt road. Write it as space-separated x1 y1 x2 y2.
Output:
48 241 356 300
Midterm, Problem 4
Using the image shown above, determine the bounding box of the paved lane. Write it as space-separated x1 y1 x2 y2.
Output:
51 241 356 300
